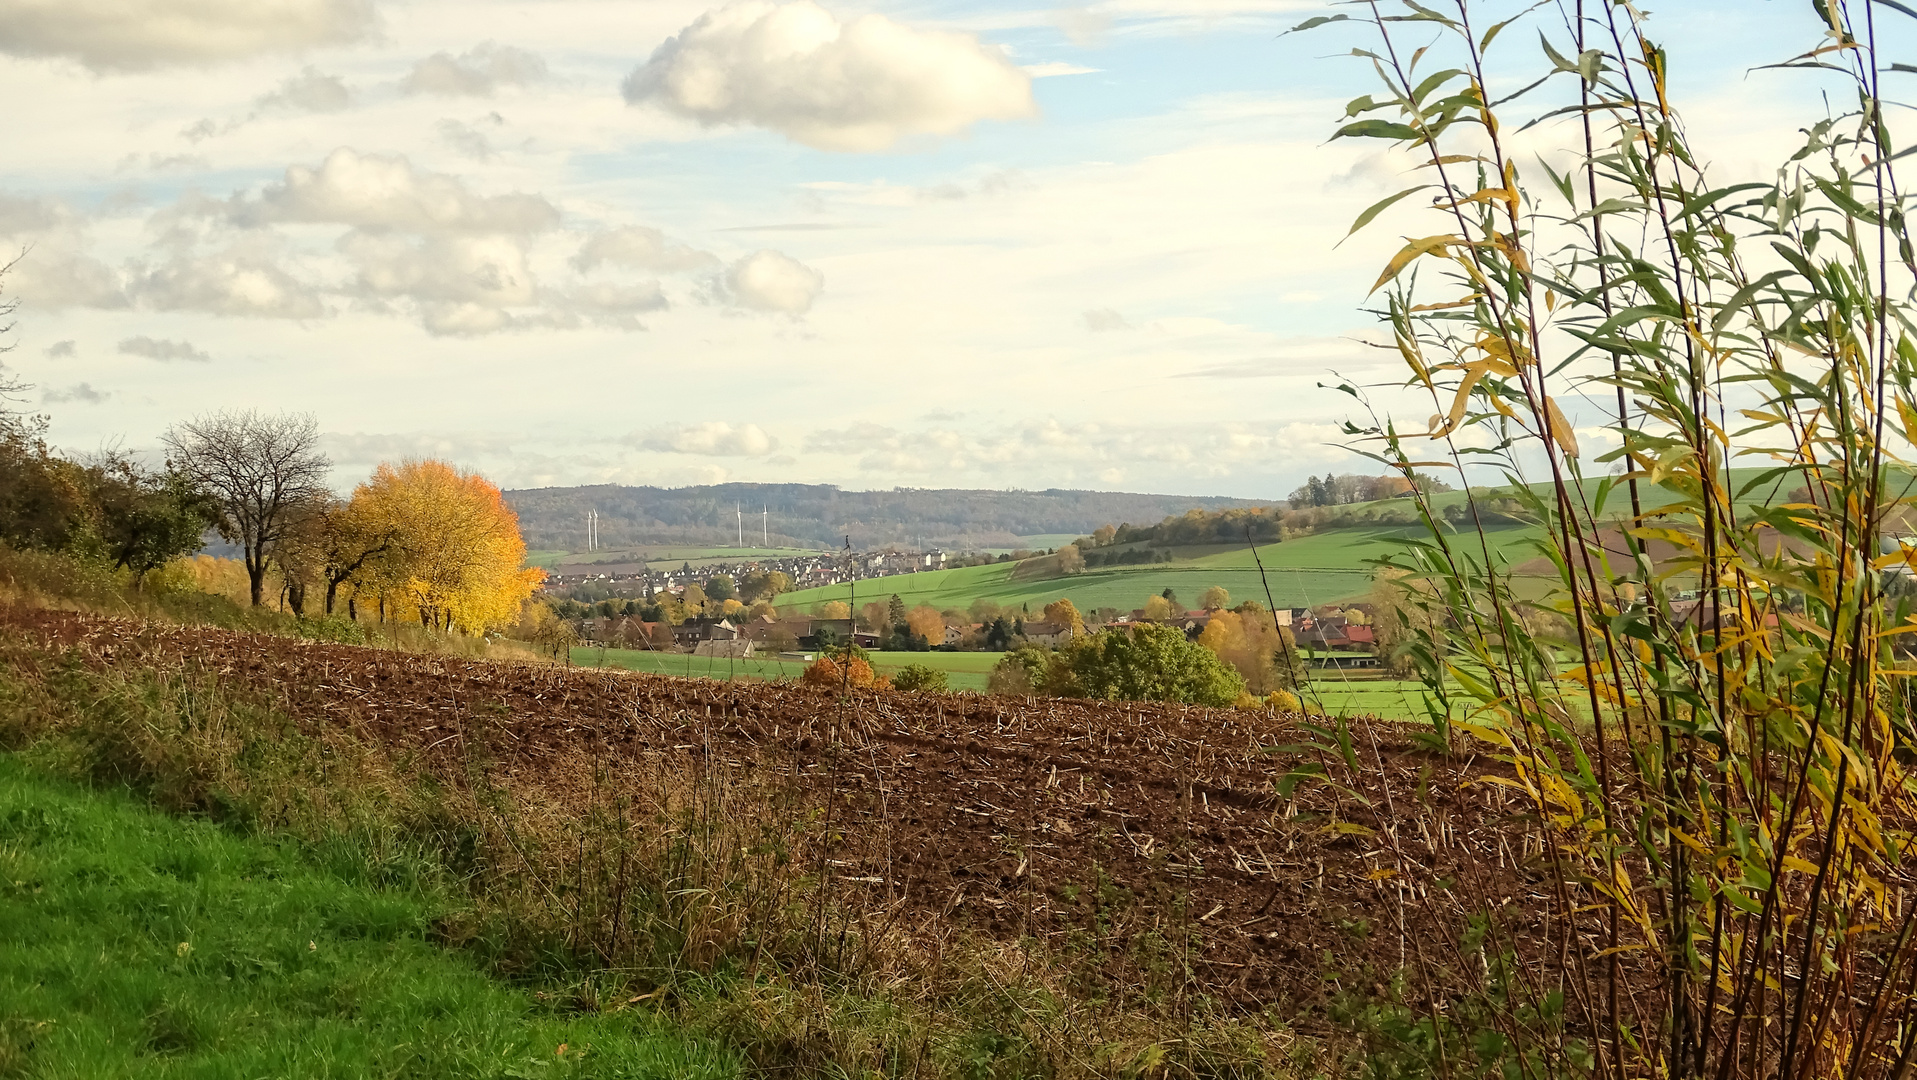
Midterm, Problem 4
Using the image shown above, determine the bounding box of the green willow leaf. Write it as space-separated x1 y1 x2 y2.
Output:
1341 185 1434 244
1331 118 1422 141
1284 14 1351 33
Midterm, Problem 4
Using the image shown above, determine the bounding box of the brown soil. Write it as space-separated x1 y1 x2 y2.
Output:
0 605 1550 1017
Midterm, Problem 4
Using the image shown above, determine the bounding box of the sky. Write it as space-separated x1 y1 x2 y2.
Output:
0 0 1855 499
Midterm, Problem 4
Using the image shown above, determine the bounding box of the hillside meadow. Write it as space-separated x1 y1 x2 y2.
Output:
770 523 1543 616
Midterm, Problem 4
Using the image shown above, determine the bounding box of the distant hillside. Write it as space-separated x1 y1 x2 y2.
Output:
503 483 1275 552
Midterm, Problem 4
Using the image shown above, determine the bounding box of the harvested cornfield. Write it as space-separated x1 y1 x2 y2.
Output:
0 604 1556 1027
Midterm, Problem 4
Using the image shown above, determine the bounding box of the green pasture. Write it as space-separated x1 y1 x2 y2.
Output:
568 646 1451 717
0 756 733 1079
1299 678 1442 722
769 525 1546 617
774 557 1372 617
524 549 567 569
572 647 1000 691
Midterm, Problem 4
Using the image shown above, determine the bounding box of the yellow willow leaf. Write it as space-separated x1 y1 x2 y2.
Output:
1896 397 1917 441
1370 234 1461 295
1431 364 1489 437
1479 775 1544 799
1449 186 1519 213
1544 290 1558 314
1409 295 1481 312
1870 550 1917 571
1544 395 1580 457
1630 526 1701 551
1395 333 1433 389
1474 333 1531 369
1455 721 1515 749
1779 854 1820 876
1670 827 1713 857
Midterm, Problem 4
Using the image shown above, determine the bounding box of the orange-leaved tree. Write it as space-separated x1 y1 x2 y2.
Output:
1042 598 1083 635
905 603 945 643
351 459 543 633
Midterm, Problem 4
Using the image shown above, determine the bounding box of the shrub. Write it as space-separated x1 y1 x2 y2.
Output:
1266 689 1301 713
297 615 367 646
1065 624 1243 707
891 664 947 693
801 655 887 690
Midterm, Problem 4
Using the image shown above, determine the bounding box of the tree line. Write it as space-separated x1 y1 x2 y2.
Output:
0 402 540 635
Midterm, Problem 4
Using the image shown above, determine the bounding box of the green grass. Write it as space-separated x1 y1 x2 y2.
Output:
771 524 1553 618
1297 678 1441 721
0 755 736 1079
770 529 1456 617
569 644 1450 715
525 549 568 570
574 647 814 683
571 648 1002 691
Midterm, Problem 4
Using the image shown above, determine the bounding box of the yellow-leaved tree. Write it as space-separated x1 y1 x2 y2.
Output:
352 460 544 633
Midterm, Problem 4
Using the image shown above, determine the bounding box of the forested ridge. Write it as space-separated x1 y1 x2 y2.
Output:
504 482 1273 550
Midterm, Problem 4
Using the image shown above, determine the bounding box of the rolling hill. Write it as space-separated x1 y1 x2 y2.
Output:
771 524 1544 616
503 482 1275 552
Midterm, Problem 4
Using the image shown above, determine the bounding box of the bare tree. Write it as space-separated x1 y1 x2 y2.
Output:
163 410 331 607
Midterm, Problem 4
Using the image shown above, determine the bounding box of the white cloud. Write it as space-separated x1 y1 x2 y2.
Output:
1081 307 1129 331
336 232 544 335
553 281 668 330
13 250 128 310
119 335 210 362
572 226 718 273
418 302 514 336
0 0 375 70
637 421 778 456
258 67 352 113
721 249 823 313
623 0 1035 151
0 194 129 310
1024 62 1099 77
401 43 547 97
1051 6 1111 46
42 381 107 404
437 118 498 161
238 148 560 235
132 242 326 319
322 429 521 471
802 417 1349 479
44 339 74 357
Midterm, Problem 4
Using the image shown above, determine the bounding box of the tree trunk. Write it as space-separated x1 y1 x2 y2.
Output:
324 578 338 616
247 550 267 607
287 580 306 617
348 597 357 621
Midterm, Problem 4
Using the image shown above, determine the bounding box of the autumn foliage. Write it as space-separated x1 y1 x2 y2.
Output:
800 655 887 690
348 460 544 633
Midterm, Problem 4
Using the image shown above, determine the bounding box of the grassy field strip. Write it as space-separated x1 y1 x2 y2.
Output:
571 646 1458 718
573 647 1001 691
773 561 1376 616
0 757 736 1079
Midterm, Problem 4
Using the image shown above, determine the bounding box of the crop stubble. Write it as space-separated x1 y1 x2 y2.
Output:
1 606 1556 1017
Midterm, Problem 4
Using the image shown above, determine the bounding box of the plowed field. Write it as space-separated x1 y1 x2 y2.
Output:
0 606 1551 1016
